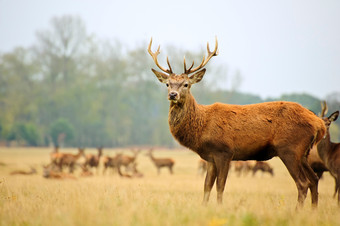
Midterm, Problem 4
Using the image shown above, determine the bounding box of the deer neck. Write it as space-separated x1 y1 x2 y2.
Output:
317 132 331 162
75 152 83 160
168 93 205 150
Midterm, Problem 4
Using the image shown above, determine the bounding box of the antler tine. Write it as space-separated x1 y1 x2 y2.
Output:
185 37 218 75
183 56 195 74
166 56 173 74
148 38 172 74
320 101 328 117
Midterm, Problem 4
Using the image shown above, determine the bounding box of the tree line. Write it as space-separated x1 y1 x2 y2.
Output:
0 15 339 148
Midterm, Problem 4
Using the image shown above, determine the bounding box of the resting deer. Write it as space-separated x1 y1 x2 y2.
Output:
56 148 85 173
43 164 77 180
146 149 175 175
148 37 326 208
10 167 37 175
317 101 340 204
83 147 103 174
80 165 94 177
252 161 274 177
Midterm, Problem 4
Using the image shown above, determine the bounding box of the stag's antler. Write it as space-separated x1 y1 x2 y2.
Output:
148 38 173 74
184 37 219 74
320 101 328 117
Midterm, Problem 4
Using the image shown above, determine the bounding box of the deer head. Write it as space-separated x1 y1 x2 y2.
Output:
148 37 218 104
320 101 339 133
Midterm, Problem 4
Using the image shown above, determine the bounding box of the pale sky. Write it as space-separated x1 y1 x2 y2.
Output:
1 0 339 99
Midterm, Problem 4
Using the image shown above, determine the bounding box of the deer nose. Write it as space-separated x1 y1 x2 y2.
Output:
169 92 178 100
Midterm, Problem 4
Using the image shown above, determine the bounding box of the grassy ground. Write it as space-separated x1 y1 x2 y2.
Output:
0 147 339 226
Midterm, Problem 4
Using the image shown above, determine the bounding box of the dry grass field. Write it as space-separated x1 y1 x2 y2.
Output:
0 147 339 226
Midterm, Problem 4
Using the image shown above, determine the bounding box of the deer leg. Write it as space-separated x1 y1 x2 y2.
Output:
279 152 310 209
202 161 217 205
213 153 233 204
301 156 319 207
333 176 339 199
337 178 340 205
69 163 73 173
169 166 173 174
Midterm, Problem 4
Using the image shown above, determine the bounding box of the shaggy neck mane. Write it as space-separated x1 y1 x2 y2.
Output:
168 93 206 150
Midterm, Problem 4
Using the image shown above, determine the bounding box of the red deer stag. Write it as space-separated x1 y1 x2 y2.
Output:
317 102 340 204
252 161 274 177
83 147 103 174
146 149 175 175
148 37 326 208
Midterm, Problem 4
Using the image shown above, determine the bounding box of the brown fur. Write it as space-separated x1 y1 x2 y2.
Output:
43 164 77 180
146 149 175 175
119 149 141 172
317 110 340 205
149 38 326 208
308 145 329 179
102 154 121 175
83 147 103 173
54 148 85 173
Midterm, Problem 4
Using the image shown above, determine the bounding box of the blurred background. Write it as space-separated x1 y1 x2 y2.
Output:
0 0 339 147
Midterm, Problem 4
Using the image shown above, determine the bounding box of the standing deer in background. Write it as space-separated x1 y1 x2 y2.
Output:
317 101 340 204
56 148 85 173
50 145 61 166
146 149 175 175
307 102 337 197
148 37 326 208
197 159 207 176
119 149 141 172
102 153 122 175
83 147 103 174
252 161 274 177
233 161 254 177
308 145 329 179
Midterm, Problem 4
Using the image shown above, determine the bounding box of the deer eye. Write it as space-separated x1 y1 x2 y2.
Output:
184 83 189 88
166 83 169 87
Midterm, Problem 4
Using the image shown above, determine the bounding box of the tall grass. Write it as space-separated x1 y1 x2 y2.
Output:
0 147 339 226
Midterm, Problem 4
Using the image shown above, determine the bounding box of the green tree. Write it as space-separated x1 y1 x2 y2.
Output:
49 118 75 147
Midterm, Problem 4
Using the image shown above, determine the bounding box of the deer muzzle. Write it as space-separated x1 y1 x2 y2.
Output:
168 91 179 102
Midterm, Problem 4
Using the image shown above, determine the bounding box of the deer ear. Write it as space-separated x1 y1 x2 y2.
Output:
152 69 168 83
189 69 206 84
329 111 339 122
